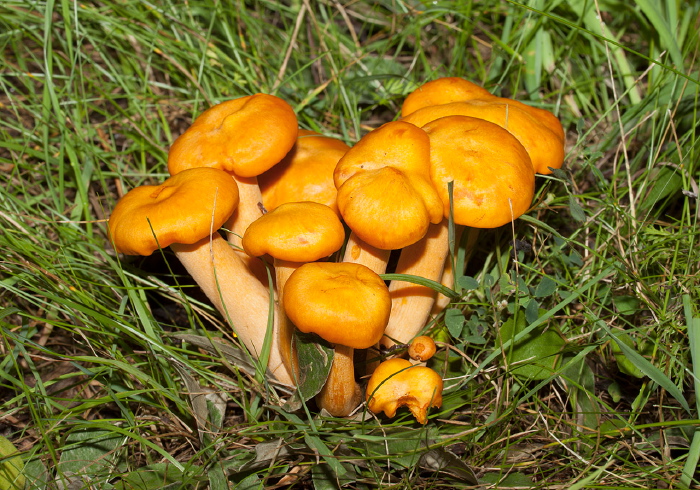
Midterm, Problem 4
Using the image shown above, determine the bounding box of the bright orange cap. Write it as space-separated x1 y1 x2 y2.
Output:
168 93 298 177
284 262 391 349
109 167 239 256
258 130 349 215
408 335 437 361
334 121 443 250
403 98 564 175
242 202 344 263
401 77 493 117
423 115 535 228
366 358 443 424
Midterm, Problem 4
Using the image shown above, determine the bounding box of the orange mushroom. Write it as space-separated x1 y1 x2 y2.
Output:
408 336 437 362
394 79 565 327
284 262 391 416
334 120 443 274
381 115 535 349
402 97 564 175
242 202 345 379
108 168 293 385
401 77 492 117
258 130 349 215
366 357 443 424
167 93 298 251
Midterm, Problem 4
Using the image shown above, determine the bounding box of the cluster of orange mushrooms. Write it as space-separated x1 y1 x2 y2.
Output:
108 77 565 424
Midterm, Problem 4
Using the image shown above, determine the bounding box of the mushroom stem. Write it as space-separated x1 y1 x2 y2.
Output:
431 227 480 316
170 234 293 385
315 344 362 417
273 259 300 382
338 232 390 389
225 175 264 248
342 232 391 275
381 221 450 349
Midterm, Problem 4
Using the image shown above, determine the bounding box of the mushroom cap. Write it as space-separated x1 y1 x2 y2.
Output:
401 77 493 117
408 335 437 362
283 262 391 349
109 167 239 256
242 201 344 263
258 130 349 214
402 98 564 175
167 93 298 178
366 357 443 424
422 115 535 228
336 167 439 250
333 121 443 250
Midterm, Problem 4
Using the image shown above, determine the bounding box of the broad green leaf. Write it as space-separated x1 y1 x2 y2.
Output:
112 463 186 490
534 276 558 298
456 275 479 291
293 332 334 403
57 428 126 478
610 332 645 378
418 447 478 485
613 296 639 315
22 457 48 490
560 353 601 434
312 461 358 489
0 436 24 490
598 319 691 414
480 471 533 487
444 308 465 338
500 310 565 380
568 194 586 222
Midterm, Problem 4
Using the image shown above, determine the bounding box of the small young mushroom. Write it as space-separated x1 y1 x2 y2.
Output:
283 262 391 416
242 201 345 379
108 167 293 385
408 335 437 362
366 357 443 424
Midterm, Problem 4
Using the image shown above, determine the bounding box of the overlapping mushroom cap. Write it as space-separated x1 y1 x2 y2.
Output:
258 130 349 215
108 167 239 256
401 78 565 175
401 77 492 117
242 202 345 263
422 115 535 228
366 358 443 424
284 262 391 349
167 93 298 177
333 121 443 250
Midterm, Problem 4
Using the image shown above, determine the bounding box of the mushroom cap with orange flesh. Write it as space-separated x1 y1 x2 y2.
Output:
401 77 492 117
366 357 443 424
283 262 391 349
258 130 349 215
402 99 564 175
167 93 298 178
423 115 535 228
242 202 344 263
408 336 437 362
109 167 239 256
333 121 443 250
